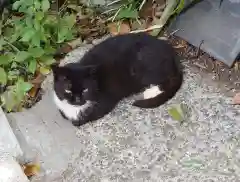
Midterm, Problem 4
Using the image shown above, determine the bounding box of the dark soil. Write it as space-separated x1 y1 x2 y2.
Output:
168 35 240 96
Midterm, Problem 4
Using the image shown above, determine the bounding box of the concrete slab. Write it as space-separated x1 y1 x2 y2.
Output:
7 89 85 181
7 41 240 181
0 107 22 158
169 0 240 67
0 107 27 182
0 155 29 182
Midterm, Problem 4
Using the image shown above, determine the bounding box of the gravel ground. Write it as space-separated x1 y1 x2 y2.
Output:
43 39 240 182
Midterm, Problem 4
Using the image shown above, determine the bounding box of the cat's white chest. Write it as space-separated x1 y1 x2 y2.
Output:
53 91 88 121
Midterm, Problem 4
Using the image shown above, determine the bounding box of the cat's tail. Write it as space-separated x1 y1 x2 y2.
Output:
132 72 183 109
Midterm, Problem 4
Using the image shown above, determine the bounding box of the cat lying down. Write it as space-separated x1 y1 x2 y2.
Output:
51 33 183 127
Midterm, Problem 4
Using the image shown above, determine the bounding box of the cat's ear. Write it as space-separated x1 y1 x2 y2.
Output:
50 63 60 75
50 63 72 82
51 64 71 75
83 65 100 76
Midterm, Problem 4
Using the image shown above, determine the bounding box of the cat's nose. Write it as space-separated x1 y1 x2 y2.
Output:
75 96 86 105
76 96 81 102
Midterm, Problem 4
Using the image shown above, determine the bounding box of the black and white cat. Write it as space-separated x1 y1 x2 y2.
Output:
51 33 183 126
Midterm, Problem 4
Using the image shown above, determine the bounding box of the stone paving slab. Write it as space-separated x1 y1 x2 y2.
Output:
7 43 240 182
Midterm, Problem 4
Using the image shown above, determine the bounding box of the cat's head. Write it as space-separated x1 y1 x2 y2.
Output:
51 63 99 105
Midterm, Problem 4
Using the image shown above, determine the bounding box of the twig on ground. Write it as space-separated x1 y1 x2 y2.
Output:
168 29 180 38
196 40 204 57
130 24 163 33
149 0 179 35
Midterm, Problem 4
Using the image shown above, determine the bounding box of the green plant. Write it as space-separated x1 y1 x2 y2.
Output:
0 0 77 112
104 0 145 21
104 0 201 35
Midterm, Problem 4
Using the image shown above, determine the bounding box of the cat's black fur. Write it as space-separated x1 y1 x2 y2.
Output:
51 33 183 126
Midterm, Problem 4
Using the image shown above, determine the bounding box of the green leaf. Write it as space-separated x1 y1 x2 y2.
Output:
11 62 17 69
39 66 51 75
0 38 6 50
168 104 184 122
34 0 41 10
57 14 76 43
1 90 17 112
33 20 41 30
16 79 33 93
12 0 22 10
8 70 19 81
44 46 56 54
64 31 74 41
9 33 20 43
15 51 31 62
19 4 29 14
39 56 55 65
31 34 41 47
20 28 36 42
28 59 37 74
25 17 33 28
21 82 33 92
24 0 34 6
28 47 45 58
57 27 69 43
41 0 50 12
63 14 76 28
116 8 138 20
0 55 12 65
0 67 7 85
35 11 44 21
39 31 48 42
172 0 185 15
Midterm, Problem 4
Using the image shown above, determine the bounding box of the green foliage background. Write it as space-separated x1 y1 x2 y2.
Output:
0 0 76 111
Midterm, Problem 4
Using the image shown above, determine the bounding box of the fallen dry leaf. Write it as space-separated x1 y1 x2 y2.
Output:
131 19 149 31
30 72 45 85
54 44 73 62
173 44 185 49
22 163 40 177
139 0 154 19
108 21 131 36
28 86 40 98
29 72 45 98
67 37 83 49
234 62 239 71
233 92 240 105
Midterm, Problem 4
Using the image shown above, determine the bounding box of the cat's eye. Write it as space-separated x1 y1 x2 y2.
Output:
83 89 88 93
65 89 71 94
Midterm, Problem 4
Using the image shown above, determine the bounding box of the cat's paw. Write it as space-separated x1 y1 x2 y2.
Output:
58 109 83 126
71 116 89 127
71 120 81 127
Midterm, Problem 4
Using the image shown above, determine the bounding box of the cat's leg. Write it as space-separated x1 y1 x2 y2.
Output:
71 105 95 126
71 98 118 127
58 109 68 120
132 75 183 108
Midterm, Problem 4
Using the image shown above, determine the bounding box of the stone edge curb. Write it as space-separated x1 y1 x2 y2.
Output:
0 107 29 182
